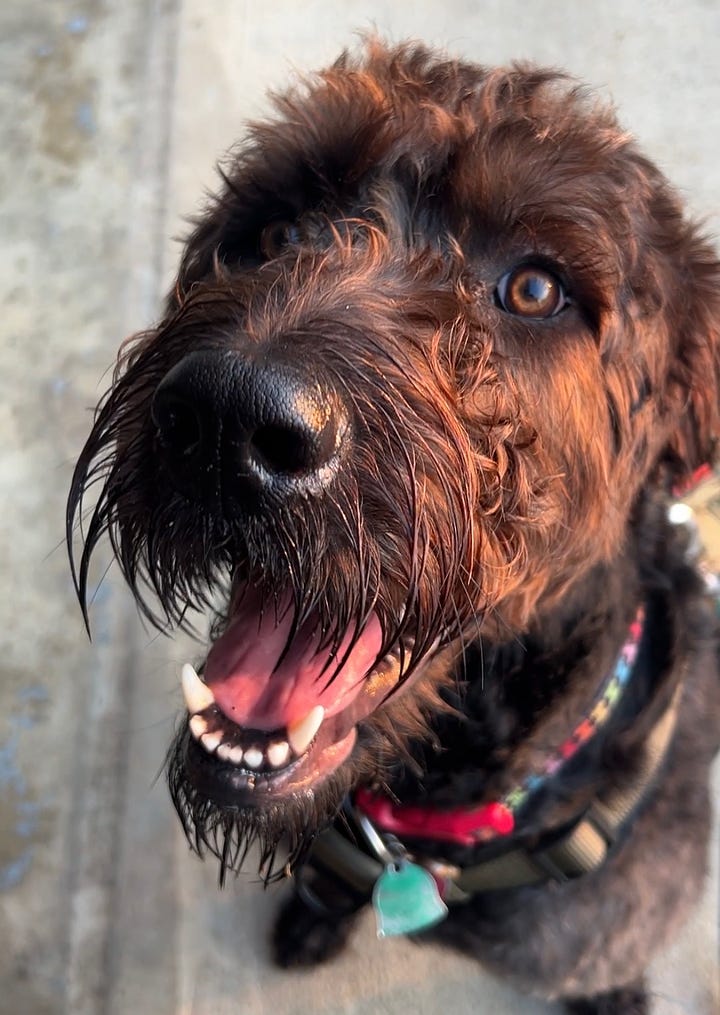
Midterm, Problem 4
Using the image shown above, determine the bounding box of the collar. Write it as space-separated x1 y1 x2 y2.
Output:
302 603 682 914
354 605 646 848
304 685 680 908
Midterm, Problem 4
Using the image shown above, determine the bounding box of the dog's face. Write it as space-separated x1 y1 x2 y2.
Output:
68 42 720 873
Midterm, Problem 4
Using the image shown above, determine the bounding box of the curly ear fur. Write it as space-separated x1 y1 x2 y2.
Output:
666 224 720 475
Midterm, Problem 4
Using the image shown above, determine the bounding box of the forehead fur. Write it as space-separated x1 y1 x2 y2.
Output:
180 40 686 306
250 41 626 196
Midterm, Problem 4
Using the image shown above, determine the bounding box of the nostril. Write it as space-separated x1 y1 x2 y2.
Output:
246 394 346 479
153 393 203 458
250 424 314 475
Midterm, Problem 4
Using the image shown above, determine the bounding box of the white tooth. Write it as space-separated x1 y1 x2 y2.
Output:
200 731 222 753
287 706 325 756
189 715 208 739
267 741 291 768
216 743 233 762
181 663 215 714
243 747 263 770
217 742 244 765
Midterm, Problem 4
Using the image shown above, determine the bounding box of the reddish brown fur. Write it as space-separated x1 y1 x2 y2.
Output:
165 42 720 630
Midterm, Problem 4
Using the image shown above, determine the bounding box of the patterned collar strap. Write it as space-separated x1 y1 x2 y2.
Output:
355 605 646 848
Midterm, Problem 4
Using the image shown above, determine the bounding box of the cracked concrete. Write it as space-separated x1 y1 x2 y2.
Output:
1 1 717 1012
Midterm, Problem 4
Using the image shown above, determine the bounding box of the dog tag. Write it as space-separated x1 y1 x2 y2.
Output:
372 861 448 938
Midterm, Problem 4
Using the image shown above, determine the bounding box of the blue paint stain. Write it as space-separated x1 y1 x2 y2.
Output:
0 734 25 795
17 685 49 704
66 15 89 35
75 102 96 135
14 799 42 840
15 818 36 838
0 759 35 886
0 852 33 891
0 691 51 891
17 799 41 817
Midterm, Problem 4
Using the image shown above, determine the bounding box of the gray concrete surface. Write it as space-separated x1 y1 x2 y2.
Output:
1 1 718 1012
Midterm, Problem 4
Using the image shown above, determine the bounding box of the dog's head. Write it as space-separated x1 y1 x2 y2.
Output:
68 41 720 875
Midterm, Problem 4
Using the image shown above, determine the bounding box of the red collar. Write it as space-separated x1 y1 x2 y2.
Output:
354 790 514 846
354 605 645 849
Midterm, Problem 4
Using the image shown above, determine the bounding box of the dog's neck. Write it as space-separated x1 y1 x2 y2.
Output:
356 602 646 843
382 503 689 855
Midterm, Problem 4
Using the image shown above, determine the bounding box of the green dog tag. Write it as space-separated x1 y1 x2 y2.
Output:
372 861 448 938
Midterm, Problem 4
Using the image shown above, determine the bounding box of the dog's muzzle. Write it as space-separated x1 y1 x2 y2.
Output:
152 347 411 802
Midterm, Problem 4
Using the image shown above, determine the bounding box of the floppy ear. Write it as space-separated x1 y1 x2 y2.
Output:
665 229 720 477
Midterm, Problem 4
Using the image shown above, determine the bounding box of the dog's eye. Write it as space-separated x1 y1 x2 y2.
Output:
496 265 567 319
260 220 302 259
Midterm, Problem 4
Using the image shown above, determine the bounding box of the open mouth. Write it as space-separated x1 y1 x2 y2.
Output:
179 591 409 803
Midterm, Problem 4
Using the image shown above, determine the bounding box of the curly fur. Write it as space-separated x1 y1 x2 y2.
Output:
68 41 720 1013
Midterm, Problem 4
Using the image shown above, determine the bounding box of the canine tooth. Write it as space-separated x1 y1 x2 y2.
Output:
200 731 222 753
243 747 263 769
189 715 208 739
287 706 325 756
217 742 244 765
181 663 215 714
267 741 291 768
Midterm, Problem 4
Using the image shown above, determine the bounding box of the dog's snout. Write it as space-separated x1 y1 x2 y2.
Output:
151 349 348 500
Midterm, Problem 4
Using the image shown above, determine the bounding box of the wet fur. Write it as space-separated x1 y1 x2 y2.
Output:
68 42 720 1012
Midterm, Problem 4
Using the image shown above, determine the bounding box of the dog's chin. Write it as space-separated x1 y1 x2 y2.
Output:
167 720 371 879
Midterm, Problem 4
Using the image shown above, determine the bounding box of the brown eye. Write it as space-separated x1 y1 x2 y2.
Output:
496 265 567 319
260 220 302 259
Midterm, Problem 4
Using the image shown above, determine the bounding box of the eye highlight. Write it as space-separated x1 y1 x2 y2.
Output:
496 264 568 319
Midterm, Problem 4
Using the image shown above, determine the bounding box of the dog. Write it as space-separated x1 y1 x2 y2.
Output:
68 40 720 1014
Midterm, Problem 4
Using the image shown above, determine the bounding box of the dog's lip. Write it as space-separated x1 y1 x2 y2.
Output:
184 725 358 805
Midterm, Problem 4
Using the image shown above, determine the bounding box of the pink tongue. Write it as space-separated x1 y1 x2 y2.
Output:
204 596 383 730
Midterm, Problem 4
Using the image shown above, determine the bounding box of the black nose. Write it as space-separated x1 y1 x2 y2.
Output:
151 349 348 503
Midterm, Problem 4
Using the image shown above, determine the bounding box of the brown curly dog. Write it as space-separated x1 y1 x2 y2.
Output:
68 41 720 1013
